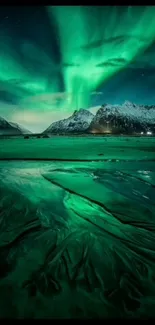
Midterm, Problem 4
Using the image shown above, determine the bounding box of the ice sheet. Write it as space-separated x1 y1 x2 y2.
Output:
0 158 155 318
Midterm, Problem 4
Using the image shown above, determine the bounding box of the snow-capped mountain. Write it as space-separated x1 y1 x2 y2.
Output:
88 101 155 134
43 109 94 134
0 117 32 135
43 101 155 135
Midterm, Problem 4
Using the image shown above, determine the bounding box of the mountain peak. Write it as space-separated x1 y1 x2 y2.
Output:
124 101 136 107
72 108 94 116
44 108 94 134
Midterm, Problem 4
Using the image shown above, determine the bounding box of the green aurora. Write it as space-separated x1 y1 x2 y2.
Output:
47 6 155 110
1 6 155 131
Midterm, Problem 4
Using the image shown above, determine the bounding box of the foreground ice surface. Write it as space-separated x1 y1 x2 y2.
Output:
0 154 155 317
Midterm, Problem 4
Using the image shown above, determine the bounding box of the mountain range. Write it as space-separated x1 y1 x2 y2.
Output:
44 101 155 135
0 101 155 136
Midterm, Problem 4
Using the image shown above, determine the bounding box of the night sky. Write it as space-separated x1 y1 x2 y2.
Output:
0 5 155 132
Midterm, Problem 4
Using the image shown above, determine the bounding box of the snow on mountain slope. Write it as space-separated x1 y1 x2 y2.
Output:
89 101 155 133
89 101 155 123
101 101 155 123
44 109 94 133
44 102 155 134
9 122 32 134
0 117 32 135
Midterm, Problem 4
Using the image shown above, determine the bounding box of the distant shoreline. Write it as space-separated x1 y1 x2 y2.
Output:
0 134 155 139
0 158 155 162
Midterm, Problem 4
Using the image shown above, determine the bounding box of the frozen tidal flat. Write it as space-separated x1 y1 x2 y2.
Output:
0 137 155 319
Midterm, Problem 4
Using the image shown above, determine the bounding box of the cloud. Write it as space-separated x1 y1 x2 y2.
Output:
81 36 128 51
0 90 20 104
81 35 146 51
62 63 80 67
20 92 72 108
96 57 127 68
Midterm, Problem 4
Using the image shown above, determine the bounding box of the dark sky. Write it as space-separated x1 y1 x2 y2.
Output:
0 5 155 132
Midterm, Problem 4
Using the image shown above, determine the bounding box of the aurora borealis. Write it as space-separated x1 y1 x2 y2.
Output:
1 6 155 319
1 6 155 132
